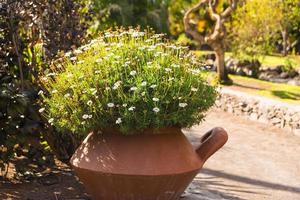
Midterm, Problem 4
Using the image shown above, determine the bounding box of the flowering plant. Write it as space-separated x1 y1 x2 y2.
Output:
40 29 217 135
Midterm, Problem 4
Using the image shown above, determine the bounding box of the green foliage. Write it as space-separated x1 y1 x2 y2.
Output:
283 57 296 72
0 0 91 165
40 29 217 135
229 0 300 58
176 33 197 47
279 0 300 53
88 0 170 35
230 0 282 60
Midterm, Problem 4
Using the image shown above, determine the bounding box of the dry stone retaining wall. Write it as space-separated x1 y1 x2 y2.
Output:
215 88 300 136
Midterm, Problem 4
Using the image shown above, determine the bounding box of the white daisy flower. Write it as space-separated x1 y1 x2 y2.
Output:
115 118 122 124
70 57 77 61
150 84 157 89
82 114 89 119
132 32 145 37
48 118 54 123
95 58 102 63
88 115 92 119
153 107 160 113
171 64 180 68
64 93 71 98
152 97 159 102
179 103 188 108
74 49 83 54
107 103 115 108
65 52 72 57
130 87 137 91
39 108 45 113
38 90 44 95
122 104 127 107
20 115 25 118
128 106 135 111
52 90 58 94
141 81 147 86
165 68 172 72
113 81 122 90
141 92 146 96
130 70 137 76
46 72 56 77
191 87 198 92
87 100 93 106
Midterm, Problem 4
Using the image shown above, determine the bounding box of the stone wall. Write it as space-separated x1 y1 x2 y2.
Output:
215 88 300 136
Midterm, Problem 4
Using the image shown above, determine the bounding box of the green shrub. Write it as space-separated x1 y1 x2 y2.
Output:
40 29 217 135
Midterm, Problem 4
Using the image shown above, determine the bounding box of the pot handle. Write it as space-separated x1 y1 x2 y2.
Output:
196 127 228 163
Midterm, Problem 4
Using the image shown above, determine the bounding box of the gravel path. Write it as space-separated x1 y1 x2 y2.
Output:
183 109 300 200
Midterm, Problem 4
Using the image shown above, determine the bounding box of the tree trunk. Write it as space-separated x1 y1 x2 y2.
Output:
213 44 229 82
282 29 288 56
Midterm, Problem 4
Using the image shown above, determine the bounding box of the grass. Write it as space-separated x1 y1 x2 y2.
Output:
194 50 300 69
228 74 300 104
202 71 300 104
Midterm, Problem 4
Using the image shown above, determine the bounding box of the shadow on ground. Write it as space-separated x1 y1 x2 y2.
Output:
184 167 300 200
0 167 91 200
271 90 300 100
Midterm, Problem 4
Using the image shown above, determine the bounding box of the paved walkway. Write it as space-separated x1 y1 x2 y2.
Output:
183 109 300 200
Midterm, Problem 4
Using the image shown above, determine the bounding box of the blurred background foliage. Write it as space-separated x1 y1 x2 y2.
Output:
0 0 300 174
88 0 171 35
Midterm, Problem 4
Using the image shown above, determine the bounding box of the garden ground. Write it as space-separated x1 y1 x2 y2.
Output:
1 109 300 200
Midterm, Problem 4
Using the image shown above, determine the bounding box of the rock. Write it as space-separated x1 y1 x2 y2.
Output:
205 59 214 66
258 115 269 123
217 92 300 132
288 69 299 78
236 68 246 76
284 115 292 123
203 53 216 61
250 113 259 121
258 70 280 81
279 72 289 79
274 65 284 74
287 79 300 86
242 106 252 113
271 117 281 125
280 119 286 128
268 77 289 83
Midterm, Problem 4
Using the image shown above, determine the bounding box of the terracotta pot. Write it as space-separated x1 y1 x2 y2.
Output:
70 127 228 200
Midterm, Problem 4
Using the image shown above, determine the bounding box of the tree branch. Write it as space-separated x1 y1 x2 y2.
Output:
183 0 209 44
221 0 238 18
205 0 222 43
